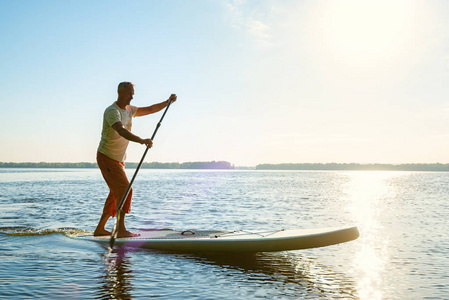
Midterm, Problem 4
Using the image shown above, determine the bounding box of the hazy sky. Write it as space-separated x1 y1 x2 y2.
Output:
1 0 448 166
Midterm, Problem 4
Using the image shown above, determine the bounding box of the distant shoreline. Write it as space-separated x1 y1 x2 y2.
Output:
255 163 449 172
1 162 449 171
0 161 234 170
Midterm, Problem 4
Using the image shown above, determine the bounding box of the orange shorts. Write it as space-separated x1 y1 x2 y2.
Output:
96 151 132 217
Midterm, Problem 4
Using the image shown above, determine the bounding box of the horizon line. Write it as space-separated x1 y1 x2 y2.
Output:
2 161 449 167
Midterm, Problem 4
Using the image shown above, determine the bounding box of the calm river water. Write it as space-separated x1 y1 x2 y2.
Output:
0 168 448 299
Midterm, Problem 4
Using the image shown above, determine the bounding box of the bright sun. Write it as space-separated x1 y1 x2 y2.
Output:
316 0 416 68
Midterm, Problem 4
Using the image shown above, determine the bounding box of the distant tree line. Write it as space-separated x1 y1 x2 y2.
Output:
0 161 234 170
4 161 449 171
256 163 449 171
0 162 98 168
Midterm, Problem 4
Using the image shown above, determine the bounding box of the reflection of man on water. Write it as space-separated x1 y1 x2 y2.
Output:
94 81 177 237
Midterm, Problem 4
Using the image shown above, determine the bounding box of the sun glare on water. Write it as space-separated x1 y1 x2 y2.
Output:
344 171 403 299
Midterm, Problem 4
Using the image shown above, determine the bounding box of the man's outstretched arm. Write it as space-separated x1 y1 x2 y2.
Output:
135 94 177 117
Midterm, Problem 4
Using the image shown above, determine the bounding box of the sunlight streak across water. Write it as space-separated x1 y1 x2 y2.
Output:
345 171 403 299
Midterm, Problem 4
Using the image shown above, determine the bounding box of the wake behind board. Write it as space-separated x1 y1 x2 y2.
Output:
69 226 359 253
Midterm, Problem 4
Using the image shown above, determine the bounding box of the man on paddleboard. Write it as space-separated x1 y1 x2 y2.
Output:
94 81 177 237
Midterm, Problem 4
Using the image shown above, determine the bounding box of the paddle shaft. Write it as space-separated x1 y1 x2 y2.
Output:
110 98 174 248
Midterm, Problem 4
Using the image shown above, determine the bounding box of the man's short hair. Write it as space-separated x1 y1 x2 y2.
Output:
118 82 134 93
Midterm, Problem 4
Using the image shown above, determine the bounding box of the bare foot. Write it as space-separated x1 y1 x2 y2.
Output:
117 230 141 238
93 229 111 236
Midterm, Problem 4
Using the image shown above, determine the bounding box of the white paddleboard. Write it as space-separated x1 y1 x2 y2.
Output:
69 226 359 252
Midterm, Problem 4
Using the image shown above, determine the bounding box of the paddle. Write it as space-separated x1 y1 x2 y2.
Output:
109 97 175 248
